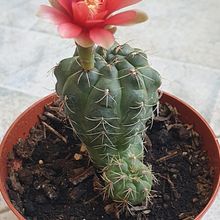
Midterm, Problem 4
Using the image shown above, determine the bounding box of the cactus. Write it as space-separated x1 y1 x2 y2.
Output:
38 0 161 210
54 42 161 205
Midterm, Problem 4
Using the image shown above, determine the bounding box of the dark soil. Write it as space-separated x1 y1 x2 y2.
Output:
7 100 213 220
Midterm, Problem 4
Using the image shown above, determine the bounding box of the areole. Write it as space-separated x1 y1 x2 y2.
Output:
0 92 219 220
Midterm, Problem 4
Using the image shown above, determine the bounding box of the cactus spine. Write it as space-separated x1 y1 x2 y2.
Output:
54 42 161 205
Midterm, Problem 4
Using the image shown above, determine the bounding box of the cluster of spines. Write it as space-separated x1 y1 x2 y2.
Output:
102 156 154 205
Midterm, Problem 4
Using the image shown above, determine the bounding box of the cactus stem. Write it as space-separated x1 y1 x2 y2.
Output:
72 69 84 76
103 133 115 146
110 170 123 177
145 193 153 204
132 73 145 88
110 57 119 65
128 51 148 61
68 119 79 137
117 70 145 88
96 56 107 64
85 116 119 121
106 64 113 70
64 96 75 113
76 43 95 71
75 58 83 68
113 161 123 171
90 69 104 76
55 42 162 206
100 153 111 161
130 104 146 120
124 127 139 136
77 72 84 84
94 87 117 107
117 74 130 80
87 120 107 133
76 72 91 87
88 130 116 147
115 44 124 53
85 72 91 87
93 144 117 151
124 188 136 200
102 172 111 183
108 183 114 197
143 188 149 193
130 101 145 109
122 136 138 146
86 117 120 133
123 119 142 127
105 181 114 197
69 118 78 125
113 175 126 185
136 68 155 82
132 176 141 183
87 131 121 136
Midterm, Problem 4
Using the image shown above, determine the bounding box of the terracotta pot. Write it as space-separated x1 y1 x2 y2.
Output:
0 92 219 220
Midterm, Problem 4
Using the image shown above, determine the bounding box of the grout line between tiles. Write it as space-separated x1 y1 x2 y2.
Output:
0 24 220 73
0 85 42 99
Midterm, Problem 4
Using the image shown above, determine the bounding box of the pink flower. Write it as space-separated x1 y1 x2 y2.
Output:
38 0 148 48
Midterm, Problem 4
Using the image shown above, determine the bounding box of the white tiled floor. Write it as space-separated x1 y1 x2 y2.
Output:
0 0 219 219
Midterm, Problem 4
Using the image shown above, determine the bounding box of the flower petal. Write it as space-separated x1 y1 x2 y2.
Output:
94 10 108 20
38 5 71 25
86 19 105 28
72 2 89 24
129 10 148 25
90 28 114 49
58 0 72 15
58 23 82 38
106 0 142 12
105 10 148 26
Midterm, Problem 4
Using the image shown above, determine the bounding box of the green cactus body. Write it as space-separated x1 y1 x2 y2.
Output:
54 42 161 205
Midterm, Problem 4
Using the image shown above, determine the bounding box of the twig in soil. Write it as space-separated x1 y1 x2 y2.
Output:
84 193 102 204
104 203 120 219
45 104 66 118
69 166 95 186
45 105 60 112
93 175 104 192
130 205 150 212
190 130 200 148
157 174 180 199
182 217 194 220
64 152 73 160
43 123 46 139
9 171 24 194
178 212 194 220
154 114 172 122
73 153 83 160
156 150 179 163
143 133 152 148
44 111 62 123
42 121 67 144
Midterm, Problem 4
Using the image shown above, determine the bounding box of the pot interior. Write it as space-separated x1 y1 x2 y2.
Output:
0 92 219 220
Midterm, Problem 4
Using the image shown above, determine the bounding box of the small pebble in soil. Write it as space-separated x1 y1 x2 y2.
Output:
38 160 44 165
74 153 83 160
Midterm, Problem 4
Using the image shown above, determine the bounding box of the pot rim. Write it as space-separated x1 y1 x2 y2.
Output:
0 92 219 220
